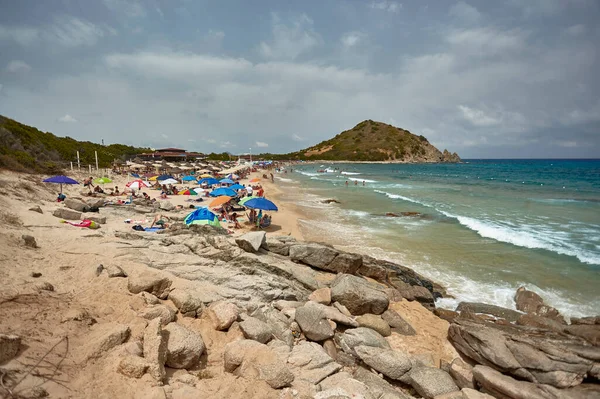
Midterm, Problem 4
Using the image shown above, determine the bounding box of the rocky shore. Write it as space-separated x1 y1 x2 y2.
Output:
0 171 599 398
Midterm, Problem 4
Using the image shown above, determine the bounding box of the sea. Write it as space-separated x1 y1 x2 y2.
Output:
273 159 600 318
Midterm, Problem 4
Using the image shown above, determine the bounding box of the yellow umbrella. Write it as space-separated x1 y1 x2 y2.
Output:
149 176 158 181
200 174 214 178
209 196 232 208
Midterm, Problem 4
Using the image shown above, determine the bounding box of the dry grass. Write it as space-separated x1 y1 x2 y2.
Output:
0 211 22 226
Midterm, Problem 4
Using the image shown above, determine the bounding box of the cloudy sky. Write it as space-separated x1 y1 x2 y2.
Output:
0 0 599 158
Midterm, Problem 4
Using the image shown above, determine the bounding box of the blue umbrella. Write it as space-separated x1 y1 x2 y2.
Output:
157 174 174 181
43 175 79 193
210 187 237 197
198 177 220 186
182 175 196 181
244 197 278 211
229 183 245 190
220 178 235 184
184 207 220 227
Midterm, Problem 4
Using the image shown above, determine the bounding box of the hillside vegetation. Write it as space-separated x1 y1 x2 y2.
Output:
286 120 461 162
0 115 149 173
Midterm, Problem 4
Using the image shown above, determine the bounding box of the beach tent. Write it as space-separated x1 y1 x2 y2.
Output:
184 207 220 227
198 177 220 186
244 197 278 211
210 187 237 197
229 184 245 190
43 175 79 193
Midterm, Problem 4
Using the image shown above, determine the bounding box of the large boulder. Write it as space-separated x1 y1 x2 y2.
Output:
163 323 206 369
287 341 342 385
239 316 273 344
118 355 149 379
456 302 523 323
309 287 332 305
382 309 416 336
514 287 564 323
289 243 339 270
330 274 389 316
159 201 175 211
448 319 600 388
143 318 167 383
326 252 363 274
52 208 82 220
352 367 413 399
264 237 292 256
318 372 375 399
64 198 88 212
167 289 206 317
334 327 390 357
138 305 176 326
356 314 391 337
251 307 295 347
354 345 412 380
224 339 294 389
128 270 172 299
235 231 267 253
82 323 130 360
0 334 21 363
295 302 358 342
406 367 459 399
449 358 475 389
207 302 239 331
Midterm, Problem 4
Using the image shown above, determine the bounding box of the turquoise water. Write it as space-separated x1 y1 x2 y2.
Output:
276 160 600 318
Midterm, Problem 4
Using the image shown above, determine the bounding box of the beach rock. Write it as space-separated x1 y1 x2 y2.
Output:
143 318 167 383
140 292 160 305
407 367 459 399
134 206 153 214
104 264 126 278
352 367 413 399
251 307 295 347
84 323 130 360
30 272 41 278
472 365 566 399
52 208 81 220
84 215 107 224
264 238 291 256
396 284 435 308
35 282 54 291
382 309 416 335
354 345 412 380
0 334 21 363
434 308 459 323
29 206 43 214
309 287 332 305
335 327 390 357
327 252 363 275
564 324 600 346
449 358 475 389
64 198 89 212
159 201 175 211
448 319 599 388
117 355 149 379
319 373 375 399
322 199 341 204
516 314 564 332
274 300 304 311
139 305 175 326
356 314 392 337
332 302 352 317
295 304 335 341
163 323 205 369
128 270 172 299
460 388 495 399
330 274 389 316
239 316 273 343
456 302 522 322
207 301 239 331
235 231 267 253
289 243 339 270
514 287 564 323
287 341 342 384
21 234 38 248
571 316 600 325
224 339 294 389
168 289 206 317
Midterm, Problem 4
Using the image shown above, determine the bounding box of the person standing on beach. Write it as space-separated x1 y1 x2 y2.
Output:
270 172 274 182
345 181 349 186
362 181 365 186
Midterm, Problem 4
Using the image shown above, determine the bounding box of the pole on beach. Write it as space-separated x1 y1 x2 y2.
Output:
77 151 80 170
249 148 252 163
89 165 92 174
95 151 99 171
70 162 73 171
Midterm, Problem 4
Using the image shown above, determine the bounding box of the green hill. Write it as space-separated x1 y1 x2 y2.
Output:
0 115 149 173
286 120 461 162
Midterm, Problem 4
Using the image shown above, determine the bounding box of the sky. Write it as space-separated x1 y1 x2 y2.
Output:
0 0 599 158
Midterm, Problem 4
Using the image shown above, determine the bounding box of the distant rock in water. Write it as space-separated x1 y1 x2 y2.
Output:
322 199 341 204
375 212 425 218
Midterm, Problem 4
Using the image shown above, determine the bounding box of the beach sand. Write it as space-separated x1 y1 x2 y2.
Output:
0 169 457 398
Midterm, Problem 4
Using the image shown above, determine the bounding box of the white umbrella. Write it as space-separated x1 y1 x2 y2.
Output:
161 178 179 185
126 180 150 190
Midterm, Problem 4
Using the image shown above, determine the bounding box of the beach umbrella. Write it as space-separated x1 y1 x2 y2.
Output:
198 177 220 186
184 207 220 227
43 175 79 193
160 178 179 185
250 178 260 183
157 174 174 181
200 173 214 178
126 180 150 190
179 189 198 195
143 173 157 178
220 178 235 184
209 196 232 207
227 174 239 180
210 187 237 197
181 175 197 182
93 177 113 185
238 195 259 205
149 175 159 181
244 197 278 211
229 183 245 190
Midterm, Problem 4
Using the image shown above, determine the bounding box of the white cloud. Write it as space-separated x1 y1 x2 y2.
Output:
58 114 78 123
259 13 321 60
292 134 305 142
6 60 31 73
103 0 146 18
446 27 528 56
0 17 108 47
341 32 365 48
369 1 402 13
220 141 232 148
565 24 586 36
449 2 482 24
255 141 269 148
458 105 500 127
0 25 39 46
